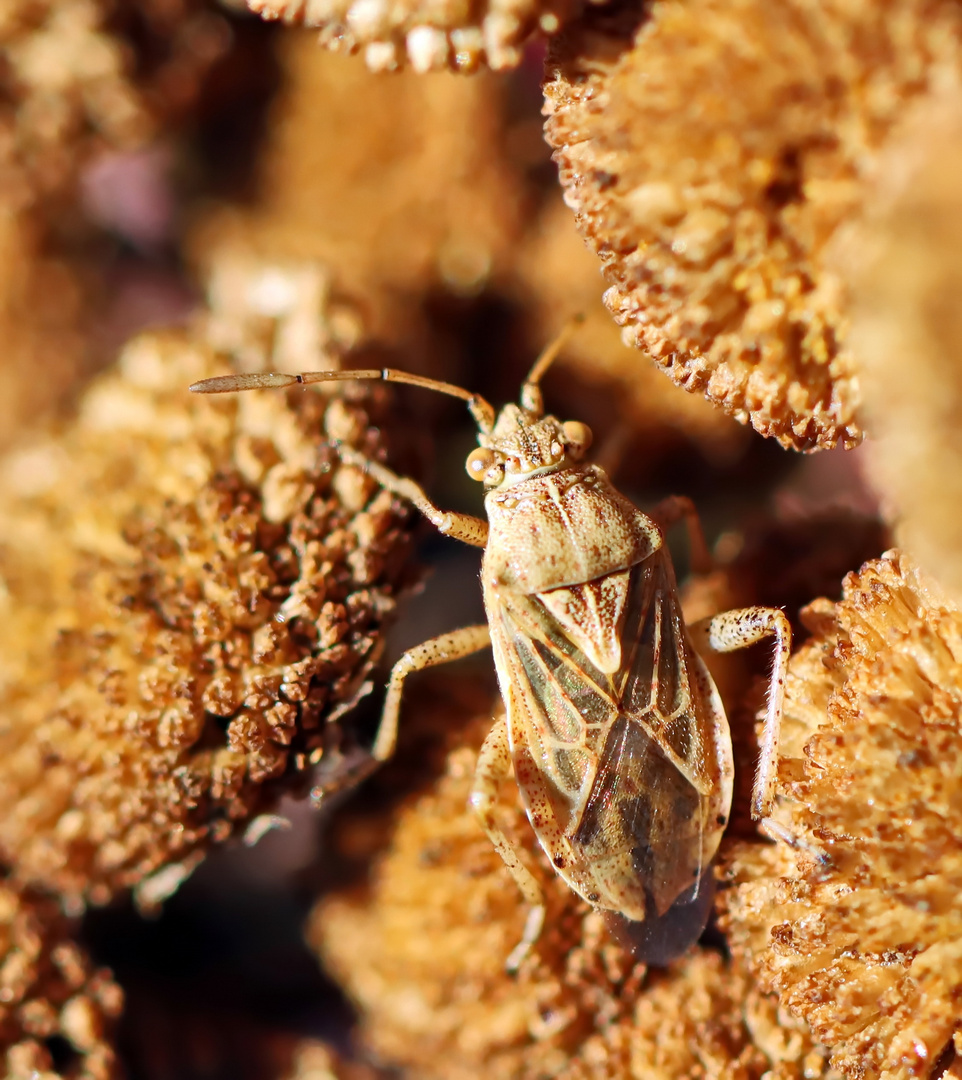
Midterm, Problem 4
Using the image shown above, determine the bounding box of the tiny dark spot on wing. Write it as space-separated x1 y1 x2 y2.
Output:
716 814 727 826
587 892 600 903
553 855 566 869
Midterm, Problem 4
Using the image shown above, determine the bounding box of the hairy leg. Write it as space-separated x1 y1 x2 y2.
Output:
312 625 491 803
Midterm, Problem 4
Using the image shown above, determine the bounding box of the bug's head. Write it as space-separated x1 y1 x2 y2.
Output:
465 406 593 489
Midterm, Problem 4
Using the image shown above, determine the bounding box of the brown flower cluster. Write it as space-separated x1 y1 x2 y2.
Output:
544 0 962 451
0 257 418 909
0 880 122 1080
722 551 962 1080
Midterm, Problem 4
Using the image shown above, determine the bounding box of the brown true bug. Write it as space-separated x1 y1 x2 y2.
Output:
191 327 797 969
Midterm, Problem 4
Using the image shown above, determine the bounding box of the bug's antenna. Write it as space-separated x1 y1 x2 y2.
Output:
519 314 586 416
190 367 497 433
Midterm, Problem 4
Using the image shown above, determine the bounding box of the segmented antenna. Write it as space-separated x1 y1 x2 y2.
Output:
519 314 585 416
190 367 497 433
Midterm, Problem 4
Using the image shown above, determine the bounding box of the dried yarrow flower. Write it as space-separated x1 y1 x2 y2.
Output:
512 196 748 465
0 880 122 1079
311 677 838 1080
544 0 962 451
246 0 589 72
0 258 418 908
721 550 962 1080
842 88 962 608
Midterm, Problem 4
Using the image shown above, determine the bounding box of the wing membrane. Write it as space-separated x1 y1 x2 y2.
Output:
494 551 721 921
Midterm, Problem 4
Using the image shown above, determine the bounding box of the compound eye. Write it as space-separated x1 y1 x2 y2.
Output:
562 420 593 459
466 446 498 482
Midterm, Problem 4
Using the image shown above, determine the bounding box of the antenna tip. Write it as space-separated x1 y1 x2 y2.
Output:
189 372 298 393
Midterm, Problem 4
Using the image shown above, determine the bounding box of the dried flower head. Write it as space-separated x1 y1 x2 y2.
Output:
0 880 122 1079
842 87 962 608
312 677 837 1079
0 258 418 908
513 196 748 465
246 0 584 72
544 0 962 451
722 550 962 1079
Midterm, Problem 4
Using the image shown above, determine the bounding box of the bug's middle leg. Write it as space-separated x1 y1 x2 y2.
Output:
312 625 490 802
470 715 547 971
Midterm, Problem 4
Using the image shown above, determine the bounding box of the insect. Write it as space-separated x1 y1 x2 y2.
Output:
190 328 794 969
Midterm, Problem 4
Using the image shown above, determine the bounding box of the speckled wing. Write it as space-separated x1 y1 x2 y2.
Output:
493 549 720 921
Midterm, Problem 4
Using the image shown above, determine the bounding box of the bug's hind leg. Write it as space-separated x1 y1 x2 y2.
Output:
470 716 546 972
649 495 713 575
691 607 828 864
312 625 490 804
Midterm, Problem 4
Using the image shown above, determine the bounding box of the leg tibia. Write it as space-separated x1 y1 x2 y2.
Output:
373 625 491 762
691 606 791 820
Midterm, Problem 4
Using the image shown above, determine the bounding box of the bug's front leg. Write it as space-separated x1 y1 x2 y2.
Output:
312 625 491 803
336 444 488 547
469 716 546 972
